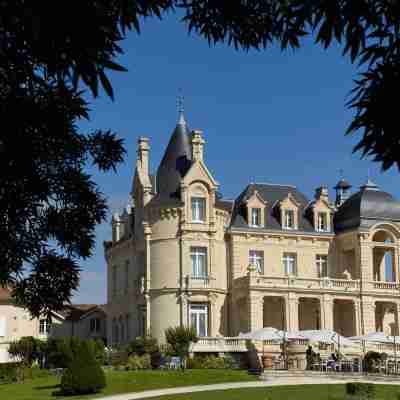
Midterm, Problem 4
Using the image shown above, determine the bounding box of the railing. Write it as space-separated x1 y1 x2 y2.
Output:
187 276 215 289
252 275 360 292
190 337 248 353
371 281 400 290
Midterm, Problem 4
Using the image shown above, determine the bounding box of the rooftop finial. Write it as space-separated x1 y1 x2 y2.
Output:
177 88 186 125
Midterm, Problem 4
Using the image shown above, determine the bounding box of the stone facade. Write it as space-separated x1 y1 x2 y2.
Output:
0 288 107 362
105 114 400 345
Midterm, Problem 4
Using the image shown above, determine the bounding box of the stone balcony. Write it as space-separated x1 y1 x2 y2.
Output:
190 337 248 353
185 275 216 290
238 272 400 296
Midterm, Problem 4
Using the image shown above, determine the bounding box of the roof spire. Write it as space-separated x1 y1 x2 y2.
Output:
177 88 186 125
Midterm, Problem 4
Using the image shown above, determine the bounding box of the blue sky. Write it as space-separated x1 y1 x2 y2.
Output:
74 13 399 304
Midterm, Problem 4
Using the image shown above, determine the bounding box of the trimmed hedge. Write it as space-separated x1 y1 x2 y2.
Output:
186 355 237 369
0 362 33 383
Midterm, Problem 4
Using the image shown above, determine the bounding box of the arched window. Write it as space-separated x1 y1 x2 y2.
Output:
372 230 394 243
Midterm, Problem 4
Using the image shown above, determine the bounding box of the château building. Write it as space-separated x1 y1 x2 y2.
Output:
105 112 400 345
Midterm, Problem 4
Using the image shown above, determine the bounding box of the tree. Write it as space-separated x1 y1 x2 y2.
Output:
165 326 197 369
178 1 400 171
60 341 106 396
8 336 44 366
2 1 399 315
0 1 171 316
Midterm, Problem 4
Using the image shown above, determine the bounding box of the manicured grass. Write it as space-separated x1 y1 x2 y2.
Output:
147 384 400 400
0 369 257 400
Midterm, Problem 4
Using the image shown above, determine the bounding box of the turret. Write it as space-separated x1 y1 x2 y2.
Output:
334 178 352 207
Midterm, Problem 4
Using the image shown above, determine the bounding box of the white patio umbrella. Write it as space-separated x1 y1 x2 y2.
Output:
349 332 399 344
295 330 355 347
349 332 400 373
249 327 284 341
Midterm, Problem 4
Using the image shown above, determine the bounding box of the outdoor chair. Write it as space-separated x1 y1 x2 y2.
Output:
168 356 181 369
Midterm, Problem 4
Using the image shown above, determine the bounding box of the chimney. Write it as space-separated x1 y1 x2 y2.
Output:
315 185 329 203
137 137 150 176
190 130 205 162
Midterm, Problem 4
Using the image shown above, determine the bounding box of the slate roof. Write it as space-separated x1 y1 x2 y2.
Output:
334 179 400 232
230 183 327 233
215 199 234 213
334 178 352 190
156 115 192 197
58 304 99 321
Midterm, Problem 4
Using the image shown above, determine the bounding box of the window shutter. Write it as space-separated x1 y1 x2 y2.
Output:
0 316 7 337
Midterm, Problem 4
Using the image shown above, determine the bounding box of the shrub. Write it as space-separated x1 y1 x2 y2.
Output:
165 326 197 368
8 336 44 366
60 341 106 396
46 337 105 368
0 362 22 383
150 350 162 369
186 354 237 369
125 354 151 370
46 337 78 368
127 336 159 356
346 382 375 400
363 351 382 373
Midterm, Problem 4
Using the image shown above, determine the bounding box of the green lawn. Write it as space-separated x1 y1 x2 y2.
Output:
0 369 257 400
147 384 400 400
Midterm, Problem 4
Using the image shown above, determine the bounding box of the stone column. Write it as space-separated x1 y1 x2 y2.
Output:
362 298 376 334
359 235 373 282
354 299 361 336
180 293 189 328
394 248 399 282
247 293 263 332
396 303 400 336
145 294 151 335
287 293 298 331
321 295 334 331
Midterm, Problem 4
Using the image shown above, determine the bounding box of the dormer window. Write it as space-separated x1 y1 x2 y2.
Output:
283 209 295 229
191 197 206 223
317 212 328 232
250 208 261 227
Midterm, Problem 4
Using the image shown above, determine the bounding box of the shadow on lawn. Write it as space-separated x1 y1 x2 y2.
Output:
34 384 60 390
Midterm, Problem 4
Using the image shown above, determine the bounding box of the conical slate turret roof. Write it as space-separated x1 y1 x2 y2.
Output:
156 113 192 196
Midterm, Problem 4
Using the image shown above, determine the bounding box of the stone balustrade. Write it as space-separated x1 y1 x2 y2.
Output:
190 337 248 353
187 275 216 290
246 274 399 294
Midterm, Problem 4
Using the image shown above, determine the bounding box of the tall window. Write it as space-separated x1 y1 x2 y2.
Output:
191 197 206 223
283 253 297 275
112 265 117 297
191 247 208 277
316 255 328 277
90 318 101 332
39 318 51 335
190 303 208 337
250 208 261 227
125 314 131 341
283 209 295 229
249 250 264 274
317 212 328 232
124 261 129 294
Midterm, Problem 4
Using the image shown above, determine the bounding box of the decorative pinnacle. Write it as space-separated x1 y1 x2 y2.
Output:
177 88 186 125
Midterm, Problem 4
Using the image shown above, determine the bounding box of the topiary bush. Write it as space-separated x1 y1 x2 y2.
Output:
60 341 106 396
